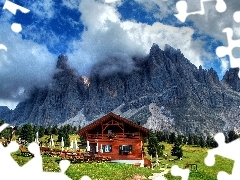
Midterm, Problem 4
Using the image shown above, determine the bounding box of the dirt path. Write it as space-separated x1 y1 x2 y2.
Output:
148 168 170 180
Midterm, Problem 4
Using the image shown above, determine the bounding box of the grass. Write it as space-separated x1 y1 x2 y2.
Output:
159 143 234 180
11 150 161 180
9 135 235 179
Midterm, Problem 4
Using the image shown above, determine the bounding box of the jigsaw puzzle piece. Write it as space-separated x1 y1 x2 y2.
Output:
215 0 227 13
216 46 228 58
175 0 226 22
21 142 43 173
175 1 189 22
233 11 240 23
205 133 240 163
59 159 70 173
205 133 240 178
215 28 240 75
217 171 236 180
171 165 190 180
81 175 92 180
0 125 21 174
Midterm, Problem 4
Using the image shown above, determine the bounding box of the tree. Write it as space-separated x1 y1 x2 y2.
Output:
187 134 194 145
147 131 164 157
171 141 183 159
206 135 217 148
14 126 22 136
51 125 59 135
57 129 70 147
177 134 184 144
0 120 11 140
156 131 164 142
199 136 206 148
38 126 45 138
193 135 200 146
169 132 177 144
73 126 77 133
228 130 239 142
33 125 39 135
20 123 34 142
45 126 52 135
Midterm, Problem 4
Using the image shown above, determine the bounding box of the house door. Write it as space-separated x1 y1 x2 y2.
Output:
89 143 97 154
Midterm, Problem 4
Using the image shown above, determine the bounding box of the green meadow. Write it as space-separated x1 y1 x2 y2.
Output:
9 135 234 180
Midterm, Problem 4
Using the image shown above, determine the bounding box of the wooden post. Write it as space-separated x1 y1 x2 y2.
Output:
156 151 159 167
150 154 153 169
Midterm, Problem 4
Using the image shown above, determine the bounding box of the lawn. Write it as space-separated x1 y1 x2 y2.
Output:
9 136 234 180
160 143 233 180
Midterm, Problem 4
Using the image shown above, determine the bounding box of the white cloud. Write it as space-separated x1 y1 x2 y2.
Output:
134 0 176 20
66 0 205 76
0 20 56 106
133 0 240 73
220 57 229 76
121 21 204 67
62 0 80 10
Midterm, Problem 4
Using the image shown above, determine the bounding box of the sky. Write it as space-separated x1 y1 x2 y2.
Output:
0 0 240 110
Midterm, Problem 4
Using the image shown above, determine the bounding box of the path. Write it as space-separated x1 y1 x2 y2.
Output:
148 168 170 180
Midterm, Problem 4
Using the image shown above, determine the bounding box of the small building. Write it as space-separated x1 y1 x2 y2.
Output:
77 112 149 167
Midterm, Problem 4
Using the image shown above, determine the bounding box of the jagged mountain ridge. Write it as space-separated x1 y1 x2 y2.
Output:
1 44 240 136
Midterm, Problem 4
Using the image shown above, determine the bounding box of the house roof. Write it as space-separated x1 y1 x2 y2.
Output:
77 112 149 137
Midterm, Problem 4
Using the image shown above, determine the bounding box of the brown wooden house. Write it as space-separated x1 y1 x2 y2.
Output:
77 112 149 166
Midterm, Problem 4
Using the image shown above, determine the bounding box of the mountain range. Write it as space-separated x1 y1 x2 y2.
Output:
1 43 240 137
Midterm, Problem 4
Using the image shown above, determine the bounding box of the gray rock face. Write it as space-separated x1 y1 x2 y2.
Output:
3 54 86 126
1 44 240 136
222 68 240 92
0 106 11 120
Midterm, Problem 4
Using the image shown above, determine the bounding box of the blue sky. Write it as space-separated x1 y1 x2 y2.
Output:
0 0 240 109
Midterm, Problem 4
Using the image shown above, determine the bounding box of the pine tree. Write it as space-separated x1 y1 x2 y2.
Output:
206 135 217 148
193 135 200 146
38 126 45 138
14 126 22 136
147 131 164 157
169 132 177 144
51 125 59 135
228 130 239 142
20 123 34 142
171 141 183 159
33 125 39 135
64 133 70 147
187 134 194 145
199 136 206 148
45 126 52 135
0 120 11 140
57 129 70 147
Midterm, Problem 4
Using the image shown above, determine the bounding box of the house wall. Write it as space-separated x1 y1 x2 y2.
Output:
89 138 144 160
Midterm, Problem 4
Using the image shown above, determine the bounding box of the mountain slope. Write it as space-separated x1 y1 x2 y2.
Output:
1 44 240 136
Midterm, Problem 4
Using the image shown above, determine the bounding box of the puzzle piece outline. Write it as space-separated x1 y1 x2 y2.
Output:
204 133 240 179
175 0 227 22
171 165 190 180
215 27 240 77
233 11 240 23
0 124 73 180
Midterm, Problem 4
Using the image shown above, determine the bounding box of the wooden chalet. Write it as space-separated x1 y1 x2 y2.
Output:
77 112 149 167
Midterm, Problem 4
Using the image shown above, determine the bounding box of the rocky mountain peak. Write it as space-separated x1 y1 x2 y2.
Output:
222 68 240 92
2 44 240 137
149 43 162 56
56 54 68 70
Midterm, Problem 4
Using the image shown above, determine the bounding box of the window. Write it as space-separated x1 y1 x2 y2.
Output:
102 145 112 152
108 130 112 134
119 145 132 155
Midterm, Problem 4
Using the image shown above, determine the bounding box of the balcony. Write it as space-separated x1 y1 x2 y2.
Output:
86 132 140 140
